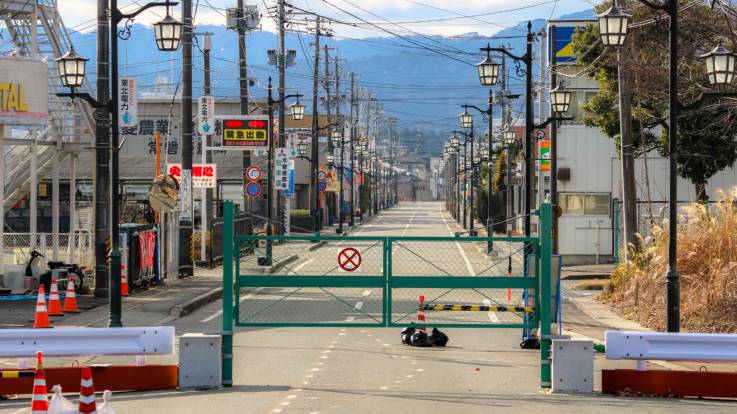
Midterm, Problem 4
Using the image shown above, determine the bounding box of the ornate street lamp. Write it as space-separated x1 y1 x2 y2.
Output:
451 134 460 148
597 5 631 47
477 45 500 86
550 84 572 114
503 130 517 147
480 147 489 161
290 99 305 120
55 47 88 88
459 109 473 129
298 141 308 157
331 129 343 144
153 13 183 51
327 153 335 166
701 42 737 85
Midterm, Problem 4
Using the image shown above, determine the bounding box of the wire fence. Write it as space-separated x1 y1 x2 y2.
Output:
1 232 94 268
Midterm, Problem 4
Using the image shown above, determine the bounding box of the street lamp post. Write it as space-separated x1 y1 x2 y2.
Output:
462 92 494 239
487 22 534 240
458 105 477 236
332 129 346 233
56 1 182 328
597 1 737 332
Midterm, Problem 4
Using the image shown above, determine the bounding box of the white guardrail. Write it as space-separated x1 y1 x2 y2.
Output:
0 327 174 358
606 330 737 362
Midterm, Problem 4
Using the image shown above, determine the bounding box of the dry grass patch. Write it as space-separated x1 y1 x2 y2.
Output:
604 188 737 332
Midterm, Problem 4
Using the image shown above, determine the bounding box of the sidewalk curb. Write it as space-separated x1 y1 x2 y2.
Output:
307 241 328 251
268 254 299 274
170 287 224 318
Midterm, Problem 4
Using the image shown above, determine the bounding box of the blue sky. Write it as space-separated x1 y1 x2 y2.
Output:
60 0 596 38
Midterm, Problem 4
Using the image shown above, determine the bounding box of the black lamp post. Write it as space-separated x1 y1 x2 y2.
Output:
332 128 346 234
450 134 462 222
454 129 473 232
459 109 475 234
55 0 181 328
598 0 737 332
487 22 535 240
503 129 517 273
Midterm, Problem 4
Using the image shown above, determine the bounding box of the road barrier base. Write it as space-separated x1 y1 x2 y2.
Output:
602 369 737 398
0 365 178 395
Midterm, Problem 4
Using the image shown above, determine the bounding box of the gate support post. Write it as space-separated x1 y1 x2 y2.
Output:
540 203 552 389
222 202 235 387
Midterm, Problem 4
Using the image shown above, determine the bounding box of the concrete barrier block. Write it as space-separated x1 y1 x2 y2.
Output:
178 333 221 389
552 339 593 394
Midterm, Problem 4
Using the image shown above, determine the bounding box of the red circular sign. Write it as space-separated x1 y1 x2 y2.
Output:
246 166 262 182
338 248 361 272
245 181 262 198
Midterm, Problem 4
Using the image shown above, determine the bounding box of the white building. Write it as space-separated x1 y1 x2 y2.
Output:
549 19 737 264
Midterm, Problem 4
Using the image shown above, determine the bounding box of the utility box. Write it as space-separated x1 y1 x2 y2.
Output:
178 333 221 389
552 339 593 394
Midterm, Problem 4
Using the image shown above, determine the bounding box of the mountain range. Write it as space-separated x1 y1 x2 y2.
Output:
68 8 596 154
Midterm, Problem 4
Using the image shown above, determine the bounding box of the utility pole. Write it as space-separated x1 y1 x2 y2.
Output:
323 45 332 226
336 57 345 233
181 0 194 277
201 32 212 263
310 17 321 235
524 22 534 240
94 0 110 297
349 72 356 227
237 0 251 212
277 0 287 233
550 26 559 254
365 93 372 217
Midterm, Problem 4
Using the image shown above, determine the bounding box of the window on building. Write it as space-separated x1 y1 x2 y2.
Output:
560 192 610 215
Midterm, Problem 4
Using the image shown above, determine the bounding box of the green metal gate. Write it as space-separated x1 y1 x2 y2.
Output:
220 203 553 389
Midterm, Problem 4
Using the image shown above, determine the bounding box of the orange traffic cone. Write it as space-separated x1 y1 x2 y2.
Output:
34 286 51 329
62 279 79 313
47 277 63 316
78 367 97 414
31 351 48 414
416 295 427 331
121 264 129 297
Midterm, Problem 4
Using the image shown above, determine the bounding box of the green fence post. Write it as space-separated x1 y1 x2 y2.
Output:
385 237 392 327
222 202 235 386
539 203 552 389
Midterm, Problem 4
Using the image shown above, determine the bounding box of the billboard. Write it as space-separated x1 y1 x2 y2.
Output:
0 58 48 126
214 115 270 150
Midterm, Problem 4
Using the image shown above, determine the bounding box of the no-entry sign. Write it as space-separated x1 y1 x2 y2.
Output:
338 248 361 272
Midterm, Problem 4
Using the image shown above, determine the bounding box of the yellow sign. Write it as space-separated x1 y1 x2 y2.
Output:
0 83 29 112
0 58 48 126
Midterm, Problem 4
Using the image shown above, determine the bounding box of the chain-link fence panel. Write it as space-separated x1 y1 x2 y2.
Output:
235 236 386 326
388 237 537 327
389 237 533 277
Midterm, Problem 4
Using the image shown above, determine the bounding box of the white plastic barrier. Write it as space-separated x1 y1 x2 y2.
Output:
606 330 737 362
0 326 174 358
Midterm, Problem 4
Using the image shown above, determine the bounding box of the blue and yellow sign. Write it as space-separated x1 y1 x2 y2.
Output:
548 22 594 64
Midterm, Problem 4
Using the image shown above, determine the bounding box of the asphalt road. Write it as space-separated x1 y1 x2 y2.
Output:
2 202 736 413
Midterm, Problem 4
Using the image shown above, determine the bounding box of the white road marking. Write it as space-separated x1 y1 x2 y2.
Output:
200 287 265 322
345 316 355 322
444 217 476 276
354 301 364 310
483 299 500 322
291 257 316 273
362 289 372 296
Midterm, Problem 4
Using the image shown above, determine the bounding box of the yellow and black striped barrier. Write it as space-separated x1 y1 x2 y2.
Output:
421 304 534 313
105 236 112 271
1 371 36 378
